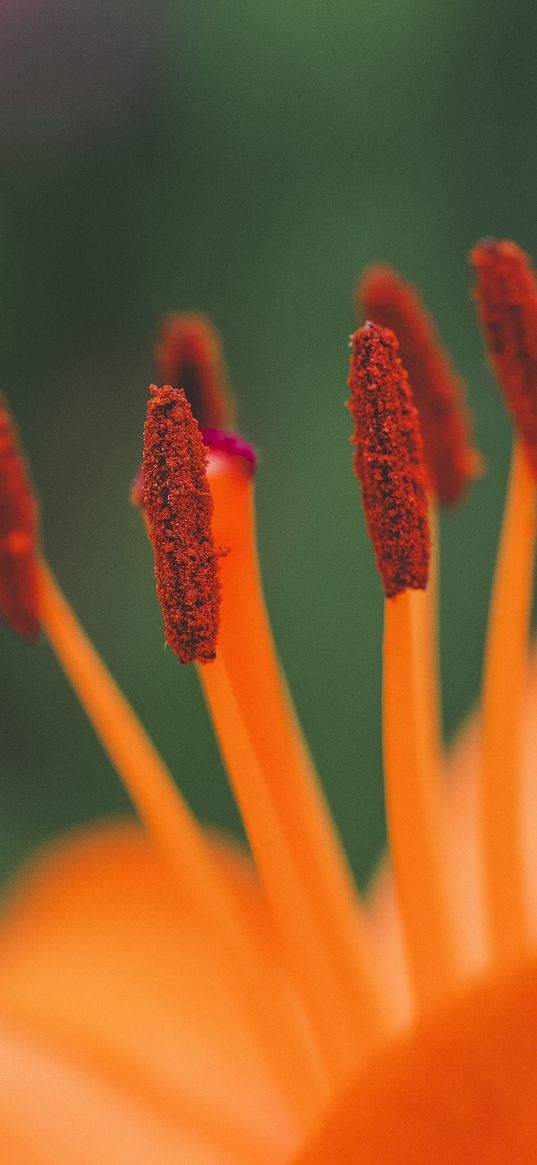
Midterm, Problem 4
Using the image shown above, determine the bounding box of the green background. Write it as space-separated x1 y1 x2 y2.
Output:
0 0 534 888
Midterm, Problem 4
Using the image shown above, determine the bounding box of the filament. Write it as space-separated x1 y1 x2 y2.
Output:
480 440 536 963
383 586 461 1010
420 501 442 772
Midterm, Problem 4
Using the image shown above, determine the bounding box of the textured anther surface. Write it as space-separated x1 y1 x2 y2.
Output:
143 385 221 664
347 324 430 597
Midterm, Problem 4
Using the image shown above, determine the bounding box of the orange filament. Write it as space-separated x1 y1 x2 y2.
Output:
0 395 40 640
358 265 480 505
347 324 430 597
417 500 443 773
480 441 536 963
197 450 387 1089
36 560 321 1124
143 386 221 664
383 588 460 1010
154 312 236 431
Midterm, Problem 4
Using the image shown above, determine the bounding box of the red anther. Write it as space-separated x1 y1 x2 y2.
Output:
0 395 40 640
347 324 430 598
359 265 481 505
470 239 537 477
143 385 221 665
154 313 236 431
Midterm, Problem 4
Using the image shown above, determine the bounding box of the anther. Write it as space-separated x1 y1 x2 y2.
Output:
154 313 236 431
347 324 430 597
358 264 481 505
0 395 40 640
143 385 221 664
470 239 537 476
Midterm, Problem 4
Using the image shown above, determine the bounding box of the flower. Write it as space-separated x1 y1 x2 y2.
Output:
0 240 536 1162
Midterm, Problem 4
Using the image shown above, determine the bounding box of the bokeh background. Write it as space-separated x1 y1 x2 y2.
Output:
1 0 535 888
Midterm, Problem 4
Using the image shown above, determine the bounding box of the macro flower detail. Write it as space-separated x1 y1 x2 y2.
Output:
0 240 537 1161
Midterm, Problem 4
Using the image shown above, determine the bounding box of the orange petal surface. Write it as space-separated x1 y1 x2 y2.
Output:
0 822 303 1163
294 955 537 1164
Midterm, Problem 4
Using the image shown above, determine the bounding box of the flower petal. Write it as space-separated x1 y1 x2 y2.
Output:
0 822 299 1162
0 1017 263 1165
294 955 537 1164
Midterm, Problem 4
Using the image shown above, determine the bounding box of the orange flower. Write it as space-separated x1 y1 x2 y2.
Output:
0 243 536 1163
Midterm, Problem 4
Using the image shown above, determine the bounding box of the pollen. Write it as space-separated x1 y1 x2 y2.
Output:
358 264 480 505
142 385 221 664
154 313 236 431
470 239 537 477
0 394 40 640
347 323 430 598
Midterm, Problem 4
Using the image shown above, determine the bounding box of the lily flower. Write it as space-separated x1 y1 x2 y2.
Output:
0 240 535 1163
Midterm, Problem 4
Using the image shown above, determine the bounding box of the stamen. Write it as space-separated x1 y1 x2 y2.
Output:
196 438 388 1089
471 239 537 962
470 239 537 476
140 419 384 1070
354 282 461 792
358 266 480 505
37 561 321 1122
138 426 386 1067
0 395 40 640
348 325 461 1008
154 313 236 431
351 305 446 783
143 386 221 665
347 323 430 596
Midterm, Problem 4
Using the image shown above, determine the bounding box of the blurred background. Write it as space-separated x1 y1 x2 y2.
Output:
0 0 535 888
